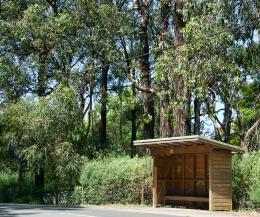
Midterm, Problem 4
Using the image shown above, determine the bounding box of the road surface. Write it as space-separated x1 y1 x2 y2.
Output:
0 204 259 217
0 204 183 217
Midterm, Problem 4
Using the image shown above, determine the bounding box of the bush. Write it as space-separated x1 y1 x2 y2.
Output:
232 151 260 209
58 186 84 206
80 156 152 205
0 172 40 204
0 172 17 202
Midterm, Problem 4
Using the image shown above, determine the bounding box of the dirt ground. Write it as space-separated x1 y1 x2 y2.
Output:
87 205 260 217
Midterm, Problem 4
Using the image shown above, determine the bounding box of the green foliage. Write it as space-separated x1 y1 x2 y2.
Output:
0 172 39 204
59 186 84 206
0 172 17 202
0 0 259 209
80 156 152 205
232 152 260 209
106 90 143 155
0 85 84 202
249 182 260 205
231 77 260 150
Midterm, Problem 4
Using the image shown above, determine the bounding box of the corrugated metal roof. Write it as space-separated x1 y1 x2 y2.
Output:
134 135 244 153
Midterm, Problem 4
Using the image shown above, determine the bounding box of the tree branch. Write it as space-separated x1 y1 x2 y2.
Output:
243 118 260 152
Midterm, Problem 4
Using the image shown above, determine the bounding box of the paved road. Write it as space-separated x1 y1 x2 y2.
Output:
0 204 183 217
1 204 258 217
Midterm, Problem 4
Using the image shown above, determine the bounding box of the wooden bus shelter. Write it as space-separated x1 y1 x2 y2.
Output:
134 135 244 211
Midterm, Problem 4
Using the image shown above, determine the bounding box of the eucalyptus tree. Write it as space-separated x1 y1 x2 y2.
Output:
0 85 83 202
134 0 155 139
155 0 259 142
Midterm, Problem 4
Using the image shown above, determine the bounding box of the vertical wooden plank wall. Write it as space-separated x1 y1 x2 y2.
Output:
211 150 232 211
153 156 158 207
156 157 172 206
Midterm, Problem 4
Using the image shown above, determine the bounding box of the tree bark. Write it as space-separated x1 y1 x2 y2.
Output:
131 71 137 157
15 159 25 198
37 49 48 97
159 98 172 137
194 98 201 135
186 91 191 135
120 36 137 157
35 167 45 203
236 109 244 146
79 86 86 120
11 144 26 201
35 47 49 202
222 102 232 142
100 64 109 149
172 0 188 137
86 84 94 157
158 0 172 138
243 118 260 152
136 0 154 139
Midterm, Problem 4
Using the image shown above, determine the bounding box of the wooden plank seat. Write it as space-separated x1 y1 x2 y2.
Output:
165 195 209 203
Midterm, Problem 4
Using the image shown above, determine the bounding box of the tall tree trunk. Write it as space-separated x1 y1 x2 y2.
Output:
11 144 25 200
15 159 25 198
100 64 109 149
222 101 232 142
37 50 48 97
194 98 201 135
159 98 172 137
186 91 191 135
172 0 188 137
86 84 94 158
236 109 244 147
119 93 123 142
77 86 85 155
159 0 172 138
35 167 44 190
35 169 44 202
120 36 137 156
35 48 48 202
131 70 137 157
79 86 86 120
136 0 154 139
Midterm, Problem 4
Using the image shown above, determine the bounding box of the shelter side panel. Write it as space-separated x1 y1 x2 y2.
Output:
156 157 172 206
211 150 232 211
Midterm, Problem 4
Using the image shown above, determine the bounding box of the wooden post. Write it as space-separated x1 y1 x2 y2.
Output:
182 155 185 196
153 157 158 207
193 154 196 197
230 153 233 210
141 183 144 205
208 152 213 211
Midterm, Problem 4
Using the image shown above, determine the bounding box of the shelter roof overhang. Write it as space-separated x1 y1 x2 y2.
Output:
134 135 245 153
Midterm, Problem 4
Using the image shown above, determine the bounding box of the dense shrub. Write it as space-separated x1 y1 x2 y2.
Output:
232 151 260 209
0 173 17 202
0 172 40 204
58 186 84 206
1 152 259 209
80 156 152 205
0 171 81 205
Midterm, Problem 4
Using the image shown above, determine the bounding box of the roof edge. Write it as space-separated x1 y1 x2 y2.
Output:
134 135 245 153
198 136 244 153
134 135 200 144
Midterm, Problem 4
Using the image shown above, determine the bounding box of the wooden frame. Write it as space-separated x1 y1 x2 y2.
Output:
134 135 244 211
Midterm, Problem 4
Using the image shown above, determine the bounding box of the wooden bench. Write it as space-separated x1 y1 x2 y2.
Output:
164 195 209 203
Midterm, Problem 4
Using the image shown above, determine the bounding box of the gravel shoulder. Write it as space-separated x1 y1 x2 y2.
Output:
86 204 260 217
